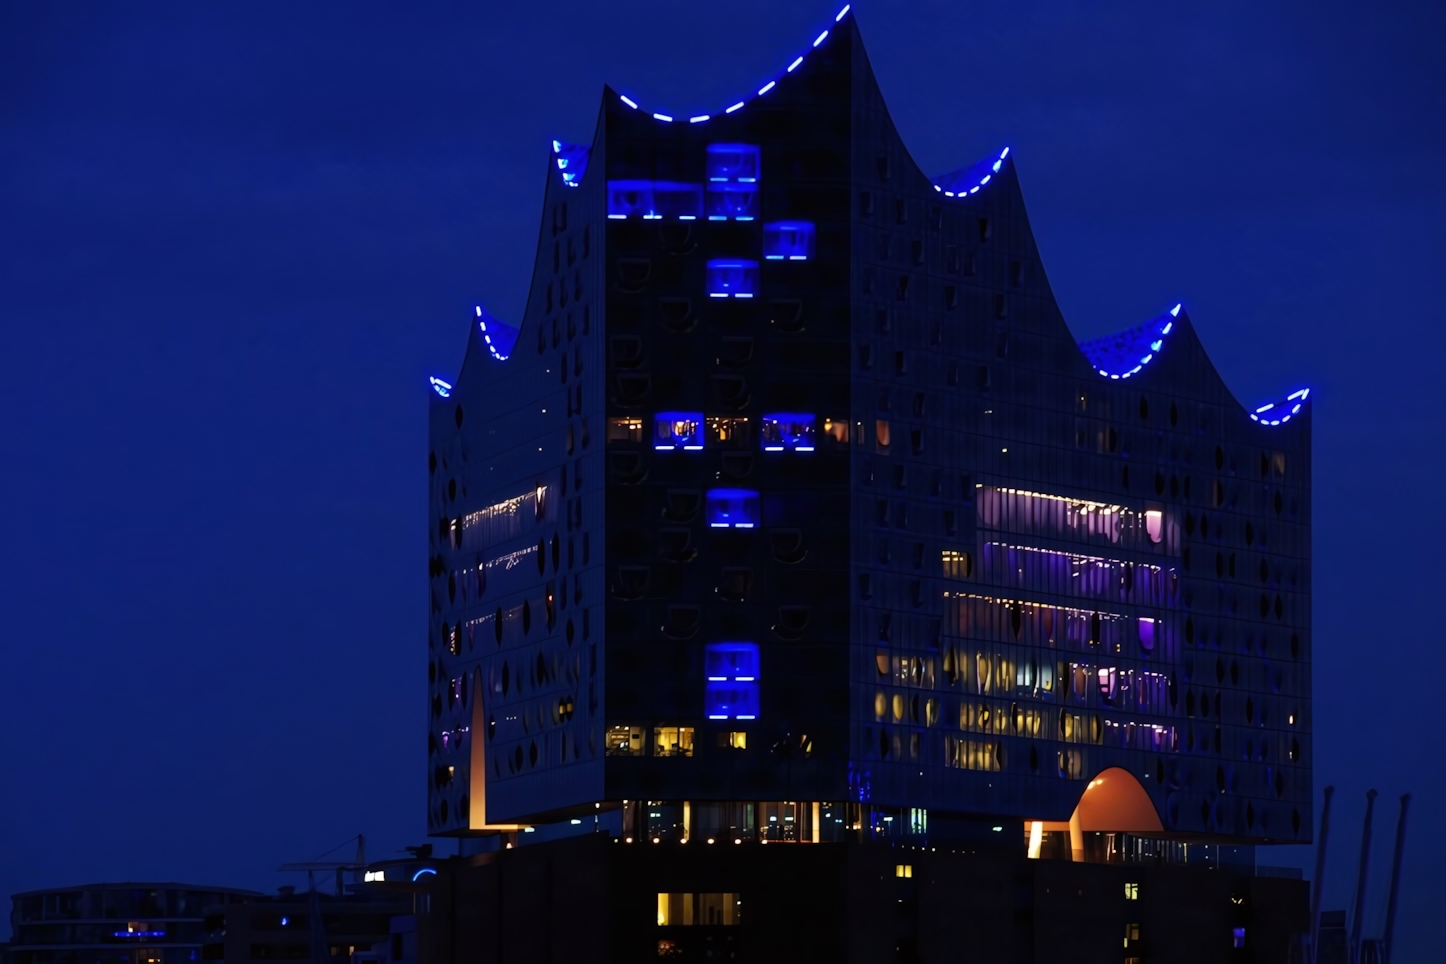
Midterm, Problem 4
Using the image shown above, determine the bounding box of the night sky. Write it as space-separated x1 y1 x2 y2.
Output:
2 0 1442 956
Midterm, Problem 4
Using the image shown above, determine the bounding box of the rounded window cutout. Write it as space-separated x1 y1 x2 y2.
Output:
1137 617 1156 652
1144 510 1163 544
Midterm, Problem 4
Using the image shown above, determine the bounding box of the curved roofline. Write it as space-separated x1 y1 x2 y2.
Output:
438 5 1312 425
610 4 856 128
1079 303 1182 381
1250 387 1311 426
1076 304 1312 426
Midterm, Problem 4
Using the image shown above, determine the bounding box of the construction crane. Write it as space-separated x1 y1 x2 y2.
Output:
278 834 367 896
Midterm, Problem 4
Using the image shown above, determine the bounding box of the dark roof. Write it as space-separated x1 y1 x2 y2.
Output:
10 883 263 899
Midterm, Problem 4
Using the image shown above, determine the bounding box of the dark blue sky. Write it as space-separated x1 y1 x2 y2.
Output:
2 0 1441 954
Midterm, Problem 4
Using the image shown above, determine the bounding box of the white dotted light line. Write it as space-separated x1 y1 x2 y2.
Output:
932 147 1011 197
1250 388 1311 426
613 6 851 126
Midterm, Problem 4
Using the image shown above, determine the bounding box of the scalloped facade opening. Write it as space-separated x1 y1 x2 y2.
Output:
425 9 1312 865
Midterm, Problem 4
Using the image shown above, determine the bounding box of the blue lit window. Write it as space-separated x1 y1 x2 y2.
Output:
705 642 759 681
706 488 759 528
760 414 815 451
706 144 760 182
705 681 759 720
653 182 704 219
655 412 703 450
706 183 759 221
607 180 703 220
706 260 759 298
607 180 652 219
763 221 815 260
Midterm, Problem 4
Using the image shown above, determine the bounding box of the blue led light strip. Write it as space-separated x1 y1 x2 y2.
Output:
1079 303 1181 381
612 5 851 126
931 147 1011 198
1249 388 1311 426
475 305 516 362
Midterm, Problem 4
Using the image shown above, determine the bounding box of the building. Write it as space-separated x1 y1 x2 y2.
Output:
423 5 1312 960
201 885 414 964
5 883 258 964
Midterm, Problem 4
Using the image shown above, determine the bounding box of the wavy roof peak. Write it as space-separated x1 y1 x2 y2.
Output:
1079 304 1182 381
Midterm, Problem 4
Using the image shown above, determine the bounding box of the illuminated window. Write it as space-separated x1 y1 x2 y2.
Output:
942 550 973 579
705 488 759 528
875 419 891 450
943 736 1002 771
657 893 741 927
1138 617 1156 652
760 413 815 451
705 183 758 220
653 183 705 219
1145 509 1164 543
705 642 759 682
607 180 653 219
705 682 759 720
607 180 703 219
605 725 645 756
822 418 849 444
1125 882 1139 900
1232 928 1246 949
706 259 759 298
654 412 703 450
895 864 912 878
707 416 750 447
608 417 643 443
763 221 815 260
653 726 694 758
706 144 759 182
717 731 747 749
1124 923 1141 947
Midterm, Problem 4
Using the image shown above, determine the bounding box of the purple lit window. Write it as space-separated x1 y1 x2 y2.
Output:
1145 509 1163 544
706 488 759 528
706 260 759 298
705 642 759 682
706 143 760 182
761 414 815 451
607 180 703 219
1232 928 1246 949
705 681 759 720
655 412 704 450
763 221 815 260
1137 617 1156 652
706 183 759 220
1098 667 1117 703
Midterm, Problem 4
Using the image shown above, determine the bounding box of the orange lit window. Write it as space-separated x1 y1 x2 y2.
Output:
657 894 741 926
607 418 642 443
653 726 694 758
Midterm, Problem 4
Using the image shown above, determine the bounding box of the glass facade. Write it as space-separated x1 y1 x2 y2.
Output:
425 8 1311 855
